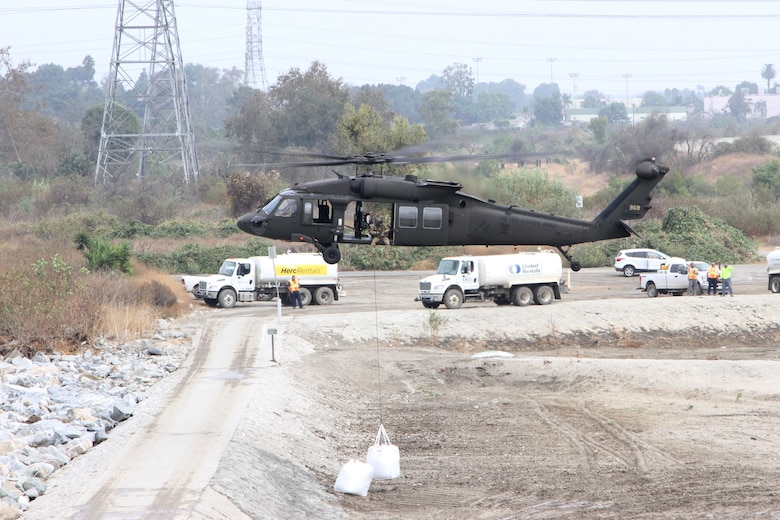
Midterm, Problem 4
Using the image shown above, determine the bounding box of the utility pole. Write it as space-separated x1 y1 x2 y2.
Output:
96 0 198 185
245 0 268 90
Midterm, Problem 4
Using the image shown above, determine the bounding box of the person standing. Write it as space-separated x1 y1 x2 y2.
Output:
720 263 734 296
370 216 390 255
289 275 303 308
707 262 720 295
686 261 699 295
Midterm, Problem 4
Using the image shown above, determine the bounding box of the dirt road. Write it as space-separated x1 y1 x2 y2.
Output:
24 265 780 519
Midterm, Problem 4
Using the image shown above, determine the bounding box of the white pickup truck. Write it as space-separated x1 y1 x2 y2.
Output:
637 260 713 297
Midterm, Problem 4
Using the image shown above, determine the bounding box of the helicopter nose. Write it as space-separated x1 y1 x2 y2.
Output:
237 211 266 235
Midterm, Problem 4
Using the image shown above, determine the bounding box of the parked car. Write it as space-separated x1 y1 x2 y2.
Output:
614 248 672 277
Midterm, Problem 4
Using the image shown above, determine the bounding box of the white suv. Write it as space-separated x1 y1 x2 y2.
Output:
614 248 672 277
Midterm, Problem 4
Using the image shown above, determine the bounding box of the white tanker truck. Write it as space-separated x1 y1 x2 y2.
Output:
768 247 780 293
417 250 564 309
188 252 340 308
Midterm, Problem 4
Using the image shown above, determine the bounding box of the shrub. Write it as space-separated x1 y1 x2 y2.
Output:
0 254 98 355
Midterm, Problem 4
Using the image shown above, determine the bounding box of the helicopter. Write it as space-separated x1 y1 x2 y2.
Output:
236 152 669 271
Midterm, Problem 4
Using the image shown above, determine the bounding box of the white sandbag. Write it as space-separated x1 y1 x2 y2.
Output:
366 424 401 480
333 459 373 496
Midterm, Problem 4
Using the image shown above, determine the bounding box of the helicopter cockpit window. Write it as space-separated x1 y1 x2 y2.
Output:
422 207 442 229
260 194 282 215
437 259 459 275
275 198 298 218
398 206 418 228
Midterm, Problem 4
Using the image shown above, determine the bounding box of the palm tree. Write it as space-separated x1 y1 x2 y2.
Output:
761 64 776 92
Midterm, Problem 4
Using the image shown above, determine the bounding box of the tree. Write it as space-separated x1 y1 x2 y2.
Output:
598 102 629 124
441 63 474 99
184 64 243 130
761 64 776 92
0 48 63 178
376 84 423 124
533 95 563 126
419 90 457 138
752 159 780 201
726 88 751 121
709 85 732 97
224 61 349 154
735 81 758 96
268 61 350 150
641 91 668 107
581 90 605 109
329 103 426 174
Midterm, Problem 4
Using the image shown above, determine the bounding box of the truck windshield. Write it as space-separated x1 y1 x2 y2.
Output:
437 259 460 275
218 261 236 276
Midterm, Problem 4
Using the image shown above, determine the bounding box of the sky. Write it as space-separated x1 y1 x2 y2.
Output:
3 0 780 100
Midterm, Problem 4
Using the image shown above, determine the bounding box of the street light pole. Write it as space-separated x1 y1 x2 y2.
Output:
569 72 580 107
547 57 557 85
622 73 632 107
472 57 483 85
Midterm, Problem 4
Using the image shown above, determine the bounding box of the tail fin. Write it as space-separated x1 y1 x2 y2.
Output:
593 158 669 240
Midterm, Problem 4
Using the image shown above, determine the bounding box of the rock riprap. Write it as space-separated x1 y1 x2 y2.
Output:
0 319 192 518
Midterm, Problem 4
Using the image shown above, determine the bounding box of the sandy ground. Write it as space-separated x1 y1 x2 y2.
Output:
25 267 780 519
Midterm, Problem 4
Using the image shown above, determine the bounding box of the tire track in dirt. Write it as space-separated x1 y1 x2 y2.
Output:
524 396 680 475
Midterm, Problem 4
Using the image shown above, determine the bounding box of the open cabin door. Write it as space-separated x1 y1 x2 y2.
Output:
391 203 449 246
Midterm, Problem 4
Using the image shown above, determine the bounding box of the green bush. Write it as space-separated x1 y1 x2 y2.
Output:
135 239 271 273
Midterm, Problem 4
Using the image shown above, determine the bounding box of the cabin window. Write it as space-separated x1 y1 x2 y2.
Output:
303 201 313 221
397 206 418 228
422 207 442 229
275 198 298 218
314 201 332 223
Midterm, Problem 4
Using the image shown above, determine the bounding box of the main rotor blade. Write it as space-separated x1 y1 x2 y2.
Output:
256 151 552 169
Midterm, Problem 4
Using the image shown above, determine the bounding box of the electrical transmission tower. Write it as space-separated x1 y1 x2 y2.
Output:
96 0 199 184
245 0 268 90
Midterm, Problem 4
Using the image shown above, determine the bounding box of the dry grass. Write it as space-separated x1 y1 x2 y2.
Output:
93 302 159 341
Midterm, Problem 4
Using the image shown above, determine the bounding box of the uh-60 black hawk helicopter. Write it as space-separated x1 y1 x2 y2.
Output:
236 151 669 271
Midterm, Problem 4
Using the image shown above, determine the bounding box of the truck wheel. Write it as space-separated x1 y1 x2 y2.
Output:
443 288 463 309
280 294 291 306
534 285 555 305
422 301 440 309
511 286 533 306
218 289 237 308
314 286 334 305
623 265 635 277
771 276 780 293
646 282 658 298
299 287 312 306
204 298 218 307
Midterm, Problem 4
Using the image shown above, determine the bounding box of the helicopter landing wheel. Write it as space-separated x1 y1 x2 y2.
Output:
322 245 341 264
556 246 581 271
